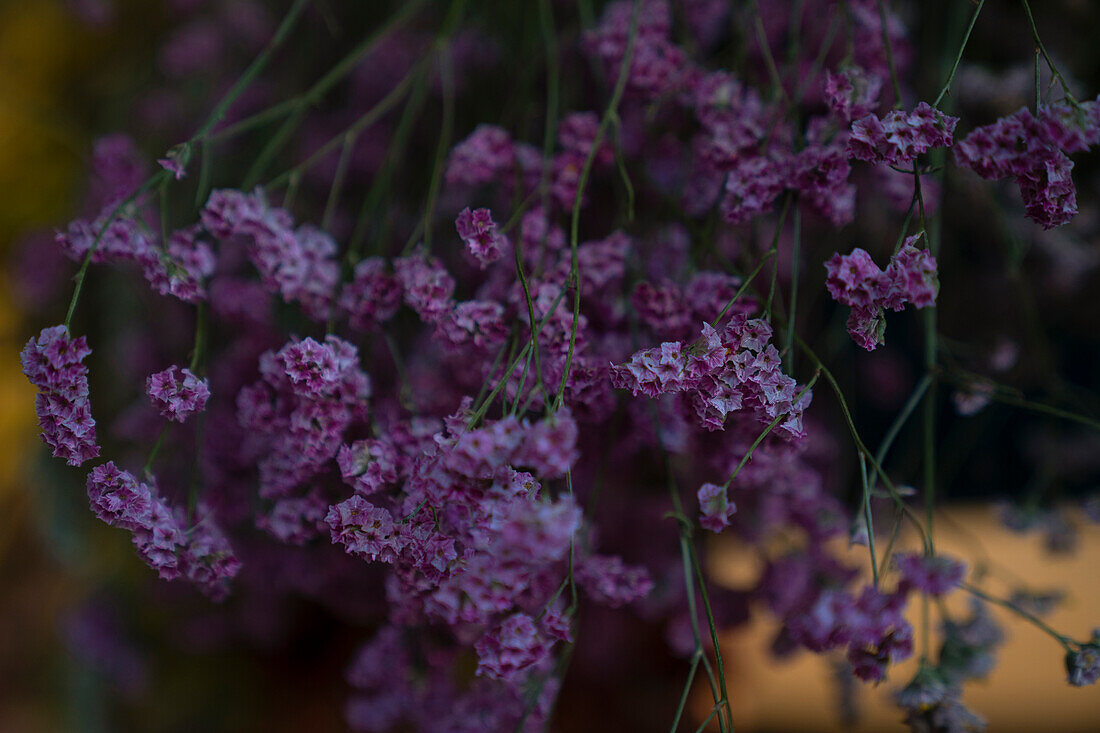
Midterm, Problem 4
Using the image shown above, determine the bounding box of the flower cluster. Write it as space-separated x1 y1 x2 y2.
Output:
18 0 1100 730
57 213 216 303
825 235 939 350
954 98 1100 228
612 317 812 438
847 102 959 166
455 207 507 268
760 552 914 683
1066 634 1100 687
146 365 210 422
86 462 239 599
202 188 339 320
238 336 371 512
20 326 100 466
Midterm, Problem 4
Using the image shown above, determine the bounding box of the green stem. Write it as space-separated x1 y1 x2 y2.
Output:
552 0 642 412
932 0 986 108
875 0 903 106
693 704 724 733
962 583 1074 651
421 47 458 250
65 172 170 329
669 652 702 733
192 0 310 142
859 453 879 586
784 204 801 371
913 167 937 548
937 370 1100 431
322 132 356 234
1019 0 1079 105
142 423 171 478
266 67 420 189
711 248 777 328
189 302 208 373
795 335 933 552
722 372 819 489
241 0 427 187
751 0 789 104
866 374 933 496
687 547 734 732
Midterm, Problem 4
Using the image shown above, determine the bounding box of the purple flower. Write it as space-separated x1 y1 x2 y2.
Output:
954 100 1100 228
824 67 882 123
86 462 152 530
146 365 210 422
697 482 735 532
824 240 938 351
338 258 402 332
895 552 967 596
338 439 401 495
455 207 507 268
393 253 455 322
474 613 555 681
326 496 399 564
847 102 958 166
131 496 187 581
576 554 654 607
1066 640 1100 687
445 124 515 187
21 326 100 466
180 511 242 601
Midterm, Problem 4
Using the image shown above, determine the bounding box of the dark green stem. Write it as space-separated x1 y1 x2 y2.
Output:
932 0 986 108
552 0 642 412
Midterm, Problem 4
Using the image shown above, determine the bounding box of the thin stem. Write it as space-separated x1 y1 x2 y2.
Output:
937 370 1100 431
194 139 213 208
875 0 903 106
711 248 777 328
611 113 636 223
913 167 937 548
65 172 170 329
693 704 723 733
962 583 1074 651
467 287 569 429
859 453 879 586
422 42 458 250
142 423 171 478
762 195 792 321
1034 47 1042 111
189 302 208 373
722 372 820 489
1020 0 1079 105
795 336 933 552
207 97 301 143
241 0 427 187
878 507 904 577
751 0 789 105
552 0 642 412
932 0 986 109
653 405 727 731
687 547 734 732
347 68 429 262
192 0 310 142
784 204 801 371
187 412 207 522
322 132 356 234
266 67 419 189
867 374 933 496
669 652 702 732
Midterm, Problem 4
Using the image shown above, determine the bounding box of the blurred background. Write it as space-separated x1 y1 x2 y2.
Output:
1 0 1099 730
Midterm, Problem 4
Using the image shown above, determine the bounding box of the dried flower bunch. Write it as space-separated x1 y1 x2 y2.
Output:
15 0 1100 730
